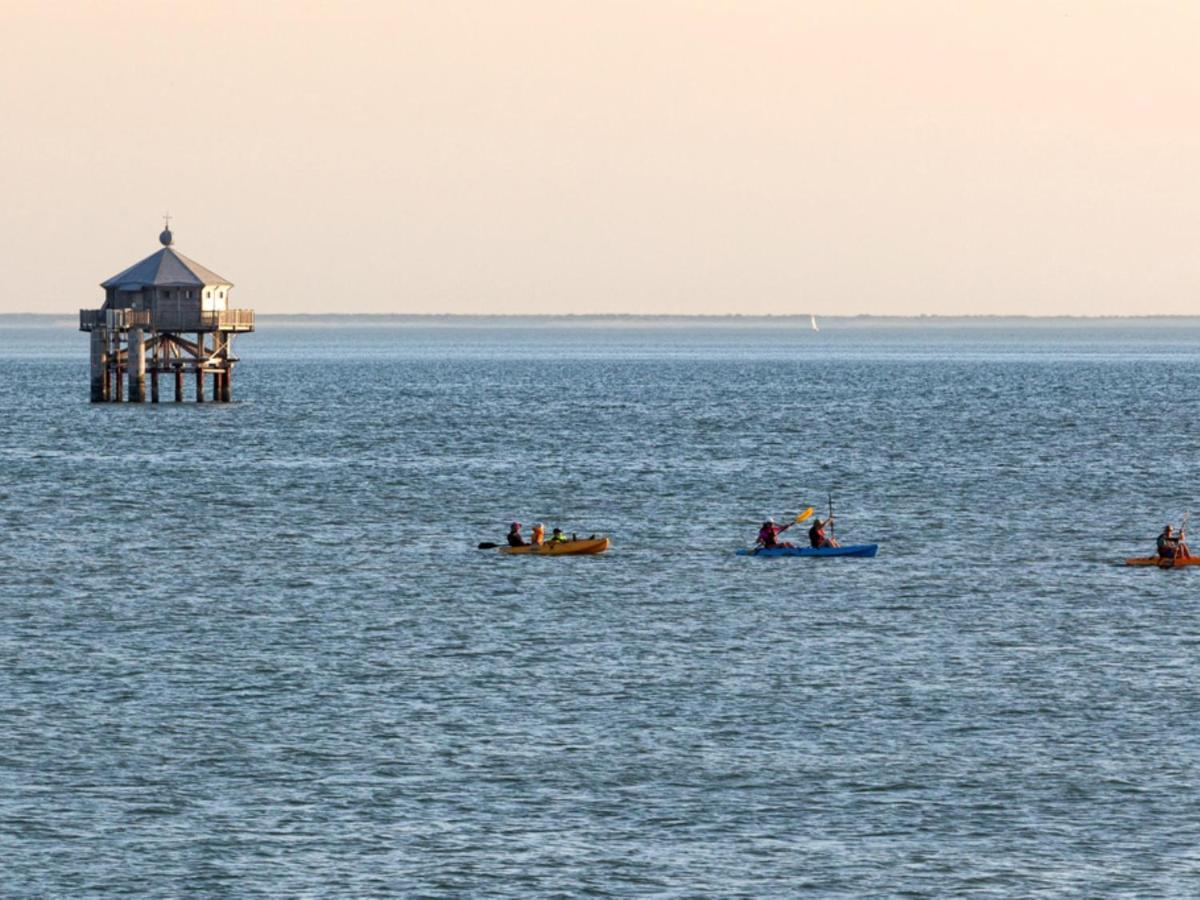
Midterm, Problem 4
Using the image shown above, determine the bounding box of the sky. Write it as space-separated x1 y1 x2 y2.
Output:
1 0 1198 316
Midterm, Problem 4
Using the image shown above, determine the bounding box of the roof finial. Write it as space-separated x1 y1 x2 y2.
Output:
159 212 174 247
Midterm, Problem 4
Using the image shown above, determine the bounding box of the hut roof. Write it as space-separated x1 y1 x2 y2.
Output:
102 247 232 291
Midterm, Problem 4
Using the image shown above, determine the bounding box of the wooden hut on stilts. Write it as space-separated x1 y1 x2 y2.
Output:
80 220 254 403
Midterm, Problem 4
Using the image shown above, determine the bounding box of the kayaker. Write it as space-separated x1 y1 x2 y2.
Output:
757 518 793 549
531 523 546 546
506 522 527 547
808 516 840 549
549 527 569 544
1157 524 1190 559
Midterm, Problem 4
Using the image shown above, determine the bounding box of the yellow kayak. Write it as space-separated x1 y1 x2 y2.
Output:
1125 555 1200 568
499 537 610 556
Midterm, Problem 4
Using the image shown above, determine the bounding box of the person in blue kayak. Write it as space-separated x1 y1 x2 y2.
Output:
756 517 794 549
1157 523 1190 559
506 522 527 547
808 516 841 549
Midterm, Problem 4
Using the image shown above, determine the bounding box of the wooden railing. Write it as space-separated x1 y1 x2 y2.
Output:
214 309 255 330
80 307 254 332
152 308 255 331
79 308 151 330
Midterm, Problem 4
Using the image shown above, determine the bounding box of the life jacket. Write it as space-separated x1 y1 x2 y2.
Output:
532 525 545 545
550 531 568 543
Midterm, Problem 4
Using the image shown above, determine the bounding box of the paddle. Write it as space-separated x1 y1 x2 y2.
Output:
477 542 500 550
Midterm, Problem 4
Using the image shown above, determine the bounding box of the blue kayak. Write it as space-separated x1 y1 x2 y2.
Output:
737 544 878 558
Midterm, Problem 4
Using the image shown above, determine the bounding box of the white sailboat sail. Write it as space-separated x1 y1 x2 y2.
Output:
810 314 819 332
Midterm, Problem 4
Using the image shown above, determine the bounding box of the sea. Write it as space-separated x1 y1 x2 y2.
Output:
2 315 1199 895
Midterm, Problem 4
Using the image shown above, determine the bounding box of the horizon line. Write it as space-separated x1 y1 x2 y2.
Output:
6 312 1200 321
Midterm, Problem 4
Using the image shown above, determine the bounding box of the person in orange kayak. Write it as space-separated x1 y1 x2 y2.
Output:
506 522 526 547
1157 524 1190 559
756 517 794 549
808 516 841 549
531 523 546 546
549 527 569 544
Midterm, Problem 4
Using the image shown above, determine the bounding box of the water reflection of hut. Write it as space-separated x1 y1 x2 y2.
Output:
79 222 254 402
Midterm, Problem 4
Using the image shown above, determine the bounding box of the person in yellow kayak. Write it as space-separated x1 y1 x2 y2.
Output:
1157 523 1190 560
549 527 570 544
756 518 794 549
531 523 546 546
808 516 841 549
506 522 526 547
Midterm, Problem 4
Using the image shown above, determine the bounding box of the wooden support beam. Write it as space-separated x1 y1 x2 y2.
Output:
129 329 146 402
166 333 202 357
195 332 205 402
101 333 111 402
106 328 117 402
149 332 159 403
89 330 105 402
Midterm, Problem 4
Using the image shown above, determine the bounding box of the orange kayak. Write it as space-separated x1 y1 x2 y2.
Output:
1125 555 1200 568
499 537 610 556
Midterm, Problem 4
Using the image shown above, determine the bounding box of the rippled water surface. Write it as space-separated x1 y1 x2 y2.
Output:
3 316 1200 895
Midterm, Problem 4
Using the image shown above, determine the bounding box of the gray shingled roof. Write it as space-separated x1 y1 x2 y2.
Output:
101 247 232 290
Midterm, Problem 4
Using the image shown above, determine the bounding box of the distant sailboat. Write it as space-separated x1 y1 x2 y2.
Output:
810 314 819 332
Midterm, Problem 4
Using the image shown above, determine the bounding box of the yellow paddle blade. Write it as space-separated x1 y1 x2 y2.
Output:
795 507 814 524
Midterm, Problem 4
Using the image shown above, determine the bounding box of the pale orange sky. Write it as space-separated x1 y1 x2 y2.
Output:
1 0 1198 315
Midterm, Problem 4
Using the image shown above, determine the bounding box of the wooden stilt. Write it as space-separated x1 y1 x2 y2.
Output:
101 335 111 402
90 330 105 402
149 332 159 403
107 329 117 402
195 332 205 402
129 329 146 402
114 331 124 402
175 365 184 402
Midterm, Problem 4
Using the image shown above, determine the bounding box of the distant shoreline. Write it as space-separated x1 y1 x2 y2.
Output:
5 312 1200 328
